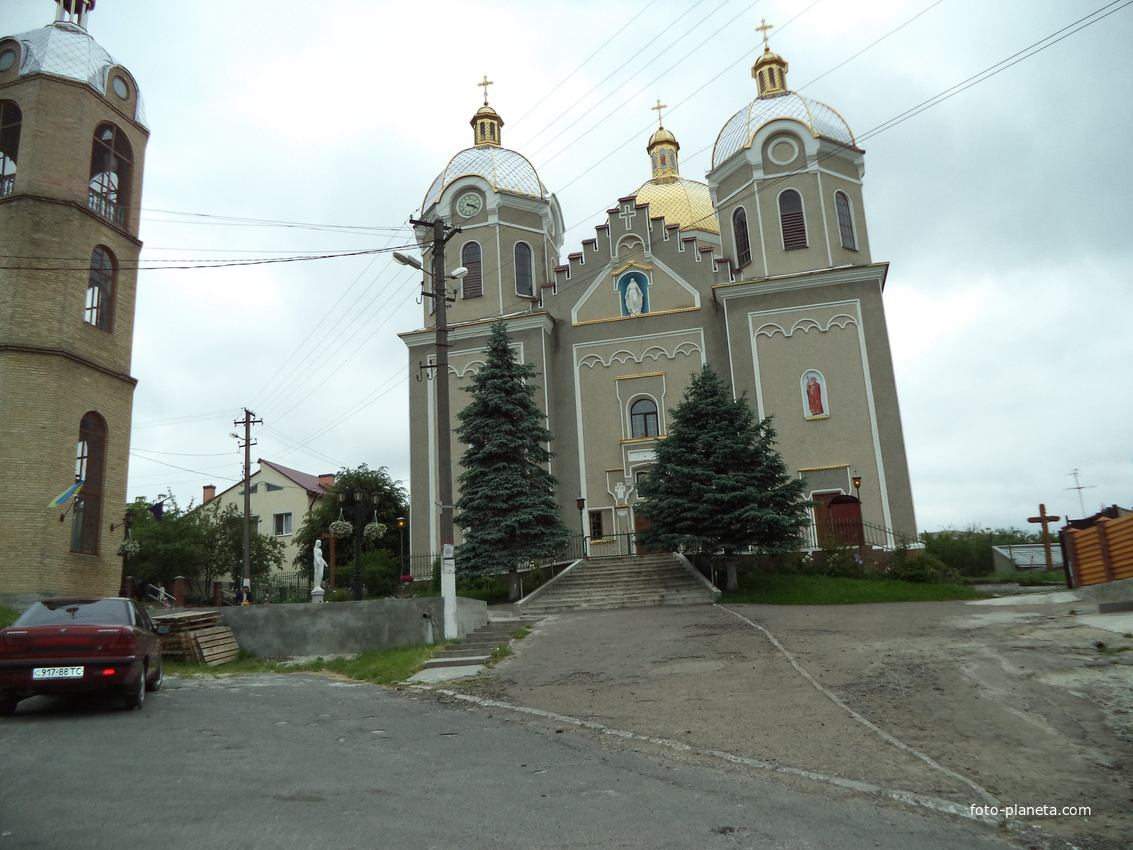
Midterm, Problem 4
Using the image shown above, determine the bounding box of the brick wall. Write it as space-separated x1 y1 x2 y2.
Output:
0 65 146 605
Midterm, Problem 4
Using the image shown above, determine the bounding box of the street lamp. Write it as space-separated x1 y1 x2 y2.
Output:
338 488 379 601
394 242 469 640
851 474 862 502
396 516 407 580
393 252 468 282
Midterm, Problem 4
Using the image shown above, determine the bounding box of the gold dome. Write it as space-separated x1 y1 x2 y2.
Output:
648 126 677 148
635 176 719 235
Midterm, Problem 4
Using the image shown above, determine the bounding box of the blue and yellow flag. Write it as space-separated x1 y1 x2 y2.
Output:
48 481 83 508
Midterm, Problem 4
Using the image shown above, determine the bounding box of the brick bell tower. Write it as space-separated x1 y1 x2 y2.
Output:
0 0 148 604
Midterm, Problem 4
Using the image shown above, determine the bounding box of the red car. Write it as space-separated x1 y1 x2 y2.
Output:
0 597 165 715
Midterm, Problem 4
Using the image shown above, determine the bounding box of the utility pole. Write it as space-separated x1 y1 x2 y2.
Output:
234 408 262 586
409 216 460 639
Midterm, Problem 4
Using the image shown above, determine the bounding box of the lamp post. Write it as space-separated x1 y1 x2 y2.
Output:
394 245 468 639
851 474 862 503
338 488 379 601
575 495 586 558
117 509 134 597
396 516 407 579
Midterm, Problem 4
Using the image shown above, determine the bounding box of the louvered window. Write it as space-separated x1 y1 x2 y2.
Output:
779 189 807 250
515 242 534 297
732 207 751 267
835 191 857 250
462 241 483 298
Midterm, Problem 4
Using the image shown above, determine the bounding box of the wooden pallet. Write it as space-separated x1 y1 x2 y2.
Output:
188 626 241 666
153 610 225 662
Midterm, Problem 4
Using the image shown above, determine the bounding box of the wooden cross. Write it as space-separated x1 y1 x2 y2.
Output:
1027 503 1062 572
651 98 667 128
756 18 774 50
477 75 494 105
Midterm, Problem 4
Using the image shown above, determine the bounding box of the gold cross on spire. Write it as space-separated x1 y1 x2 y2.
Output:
477 75 494 106
651 99 667 128
756 18 774 50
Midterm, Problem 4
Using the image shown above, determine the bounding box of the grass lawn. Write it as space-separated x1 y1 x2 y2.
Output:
721 573 991 605
0 606 19 629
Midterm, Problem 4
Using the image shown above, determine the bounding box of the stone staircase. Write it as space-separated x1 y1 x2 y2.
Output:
420 618 536 670
515 553 719 615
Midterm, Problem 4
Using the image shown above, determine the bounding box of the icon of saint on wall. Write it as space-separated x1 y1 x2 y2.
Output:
802 371 827 417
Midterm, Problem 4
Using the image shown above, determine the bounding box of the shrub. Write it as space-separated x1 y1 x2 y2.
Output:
889 551 945 583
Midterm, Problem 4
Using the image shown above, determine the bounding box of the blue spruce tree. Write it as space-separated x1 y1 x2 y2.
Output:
455 321 571 599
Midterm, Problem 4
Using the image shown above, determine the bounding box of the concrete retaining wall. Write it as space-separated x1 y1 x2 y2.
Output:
1072 576 1133 606
218 597 488 658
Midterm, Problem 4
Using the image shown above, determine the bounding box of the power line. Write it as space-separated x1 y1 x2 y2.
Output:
130 2 1125 494
1 245 419 272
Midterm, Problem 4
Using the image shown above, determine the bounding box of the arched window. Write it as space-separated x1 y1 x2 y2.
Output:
461 241 483 299
514 242 534 297
779 189 807 250
71 412 107 554
89 123 132 225
86 246 115 330
630 398 659 439
0 100 20 197
835 191 857 250
732 206 751 268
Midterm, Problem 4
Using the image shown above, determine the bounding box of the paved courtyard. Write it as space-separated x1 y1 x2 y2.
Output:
435 597 1133 850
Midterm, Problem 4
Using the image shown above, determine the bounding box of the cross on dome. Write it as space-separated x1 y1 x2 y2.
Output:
471 76 504 147
477 75 494 106
755 18 773 51
645 98 679 181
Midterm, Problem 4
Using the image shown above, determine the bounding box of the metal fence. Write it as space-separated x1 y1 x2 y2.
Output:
800 519 916 551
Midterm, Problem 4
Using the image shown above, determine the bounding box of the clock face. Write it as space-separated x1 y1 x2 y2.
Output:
457 193 482 218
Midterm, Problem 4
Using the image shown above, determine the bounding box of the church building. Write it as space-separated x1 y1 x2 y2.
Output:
0 1 147 605
402 28 918 562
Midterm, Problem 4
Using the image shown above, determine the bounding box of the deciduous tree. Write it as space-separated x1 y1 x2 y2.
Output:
291 464 409 589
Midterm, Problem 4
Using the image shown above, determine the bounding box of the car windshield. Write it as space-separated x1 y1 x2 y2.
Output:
12 599 131 628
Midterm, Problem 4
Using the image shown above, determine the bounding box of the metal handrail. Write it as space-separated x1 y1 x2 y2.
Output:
143 583 175 609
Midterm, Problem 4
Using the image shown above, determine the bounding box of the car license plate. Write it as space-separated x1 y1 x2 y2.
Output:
32 666 84 680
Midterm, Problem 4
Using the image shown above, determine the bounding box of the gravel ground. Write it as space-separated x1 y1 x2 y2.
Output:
430 598 1133 850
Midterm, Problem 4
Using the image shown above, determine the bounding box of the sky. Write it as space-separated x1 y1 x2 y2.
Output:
4 0 1131 534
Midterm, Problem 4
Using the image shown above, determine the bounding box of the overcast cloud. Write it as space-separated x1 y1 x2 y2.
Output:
4 0 1130 534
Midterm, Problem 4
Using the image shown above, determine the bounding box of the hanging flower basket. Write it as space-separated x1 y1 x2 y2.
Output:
117 539 140 557
363 521 387 541
329 519 354 538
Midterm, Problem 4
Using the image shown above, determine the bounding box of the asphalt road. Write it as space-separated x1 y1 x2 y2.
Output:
0 670 1017 850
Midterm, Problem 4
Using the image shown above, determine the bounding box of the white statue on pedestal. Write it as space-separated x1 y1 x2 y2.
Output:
313 540 327 591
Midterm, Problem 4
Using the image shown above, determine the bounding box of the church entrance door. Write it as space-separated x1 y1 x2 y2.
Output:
633 511 658 555
813 492 864 547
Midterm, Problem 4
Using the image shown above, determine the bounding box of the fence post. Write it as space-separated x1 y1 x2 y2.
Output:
213 581 223 607
1096 518 1116 582
173 576 187 608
